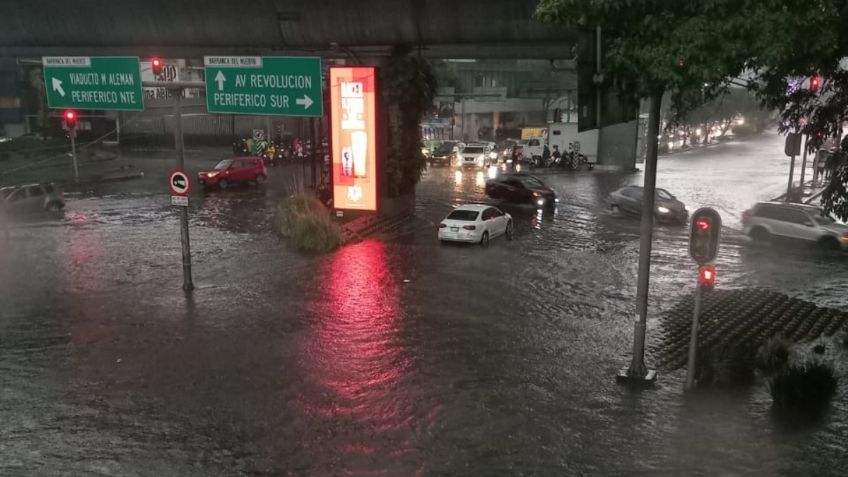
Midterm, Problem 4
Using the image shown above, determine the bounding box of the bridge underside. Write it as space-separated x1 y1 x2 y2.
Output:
1 0 576 59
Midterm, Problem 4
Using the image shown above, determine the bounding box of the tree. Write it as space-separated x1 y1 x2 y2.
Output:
380 49 437 198
535 0 825 381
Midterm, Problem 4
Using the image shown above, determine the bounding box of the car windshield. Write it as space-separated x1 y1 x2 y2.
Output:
463 147 485 154
434 143 456 154
517 176 545 188
447 210 479 221
811 209 842 225
214 160 233 170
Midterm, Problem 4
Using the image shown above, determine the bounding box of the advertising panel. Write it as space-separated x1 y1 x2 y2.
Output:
330 66 377 211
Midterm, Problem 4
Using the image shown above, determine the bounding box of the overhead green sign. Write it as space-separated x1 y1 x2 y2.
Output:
42 56 144 111
204 56 323 117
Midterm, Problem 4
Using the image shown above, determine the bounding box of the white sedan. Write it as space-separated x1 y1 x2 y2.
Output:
438 204 513 246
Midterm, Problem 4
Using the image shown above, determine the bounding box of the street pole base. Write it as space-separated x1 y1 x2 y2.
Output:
616 368 657 387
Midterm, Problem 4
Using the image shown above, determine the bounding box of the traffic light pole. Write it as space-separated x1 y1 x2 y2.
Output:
685 279 703 391
174 91 194 292
70 128 79 183
144 79 204 292
618 92 660 385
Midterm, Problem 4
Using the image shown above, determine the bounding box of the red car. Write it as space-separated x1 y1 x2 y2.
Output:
198 157 267 189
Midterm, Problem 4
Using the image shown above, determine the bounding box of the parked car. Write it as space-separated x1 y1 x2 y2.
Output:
456 144 489 168
198 157 267 189
742 201 848 252
438 204 513 246
519 138 544 163
485 173 558 209
609 185 688 224
429 140 464 167
0 183 64 214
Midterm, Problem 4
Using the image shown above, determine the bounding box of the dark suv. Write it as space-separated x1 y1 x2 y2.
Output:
0 183 65 214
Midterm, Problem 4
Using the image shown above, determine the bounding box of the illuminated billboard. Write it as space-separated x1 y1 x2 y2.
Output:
330 66 377 211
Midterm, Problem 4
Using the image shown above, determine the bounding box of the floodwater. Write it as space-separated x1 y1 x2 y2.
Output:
1 132 847 475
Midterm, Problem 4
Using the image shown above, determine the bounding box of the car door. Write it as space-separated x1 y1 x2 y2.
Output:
785 209 819 242
25 185 46 212
621 187 642 214
481 208 497 236
768 207 801 239
493 208 508 235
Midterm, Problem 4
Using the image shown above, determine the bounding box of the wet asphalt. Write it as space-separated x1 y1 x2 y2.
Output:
1 132 847 476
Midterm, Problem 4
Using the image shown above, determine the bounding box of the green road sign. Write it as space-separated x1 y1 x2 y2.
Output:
42 56 144 111
204 56 323 117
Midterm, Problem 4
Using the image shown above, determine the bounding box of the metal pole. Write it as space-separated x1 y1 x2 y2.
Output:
70 128 79 182
310 117 317 188
786 152 796 202
595 25 603 164
460 98 466 141
685 278 703 391
799 134 809 190
626 92 661 379
174 91 194 292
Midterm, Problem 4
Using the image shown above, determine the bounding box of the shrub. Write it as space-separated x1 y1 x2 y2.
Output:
769 362 838 412
755 335 791 375
274 193 340 254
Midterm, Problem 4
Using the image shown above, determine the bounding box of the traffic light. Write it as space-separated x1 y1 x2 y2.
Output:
151 57 163 76
699 265 716 289
689 207 722 265
810 76 821 92
63 110 77 129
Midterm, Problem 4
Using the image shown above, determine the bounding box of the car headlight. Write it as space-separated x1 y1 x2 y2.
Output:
422 147 429 155
657 206 670 214
532 191 542 197
207 172 218 178
489 152 497 159
841 232 848 241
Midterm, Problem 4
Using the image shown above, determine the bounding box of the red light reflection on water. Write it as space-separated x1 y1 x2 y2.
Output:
299 240 419 467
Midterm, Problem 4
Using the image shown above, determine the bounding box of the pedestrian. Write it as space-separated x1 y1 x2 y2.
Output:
542 144 551 167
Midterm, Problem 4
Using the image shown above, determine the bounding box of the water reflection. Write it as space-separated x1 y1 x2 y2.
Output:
301 240 418 472
475 171 485 188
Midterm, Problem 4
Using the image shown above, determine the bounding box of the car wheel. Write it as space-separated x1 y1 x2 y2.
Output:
611 204 621 215
749 227 769 243
480 231 489 247
818 236 840 253
505 221 514 240
255 174 267 185
218 179 229 190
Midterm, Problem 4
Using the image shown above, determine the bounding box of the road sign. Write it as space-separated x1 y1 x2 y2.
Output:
204 56 323 117
42 56 144 111
169 169 191 196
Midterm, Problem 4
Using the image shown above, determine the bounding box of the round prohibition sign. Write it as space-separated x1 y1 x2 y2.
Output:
169 169 191 196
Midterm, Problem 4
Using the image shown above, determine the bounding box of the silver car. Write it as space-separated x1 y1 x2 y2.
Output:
1 183 65 214
742 202 848 252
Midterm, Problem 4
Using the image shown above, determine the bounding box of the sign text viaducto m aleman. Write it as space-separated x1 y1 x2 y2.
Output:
203 56 323 117
42 56 144 111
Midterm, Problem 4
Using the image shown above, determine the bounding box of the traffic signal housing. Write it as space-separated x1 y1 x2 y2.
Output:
63 110 77 129
151 57 163 76
689 207 722 265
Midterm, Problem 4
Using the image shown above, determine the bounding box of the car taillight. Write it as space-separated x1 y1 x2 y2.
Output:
439 223 447 228
463 225 476 230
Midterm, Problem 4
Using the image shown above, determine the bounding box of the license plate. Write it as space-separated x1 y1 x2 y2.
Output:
450 227 459 232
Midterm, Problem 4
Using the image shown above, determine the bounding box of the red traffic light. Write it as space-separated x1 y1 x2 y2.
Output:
63 110 77 128
151 57 163 76
810 76 821 92
699 265 716 288
695 218 711 231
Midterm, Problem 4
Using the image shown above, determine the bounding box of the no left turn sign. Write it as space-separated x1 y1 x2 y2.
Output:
169 169 191 196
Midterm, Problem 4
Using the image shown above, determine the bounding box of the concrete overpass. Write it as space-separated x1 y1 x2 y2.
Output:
1 0 577 59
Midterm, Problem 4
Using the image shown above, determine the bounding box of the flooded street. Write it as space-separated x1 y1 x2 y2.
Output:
2 132 847 475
